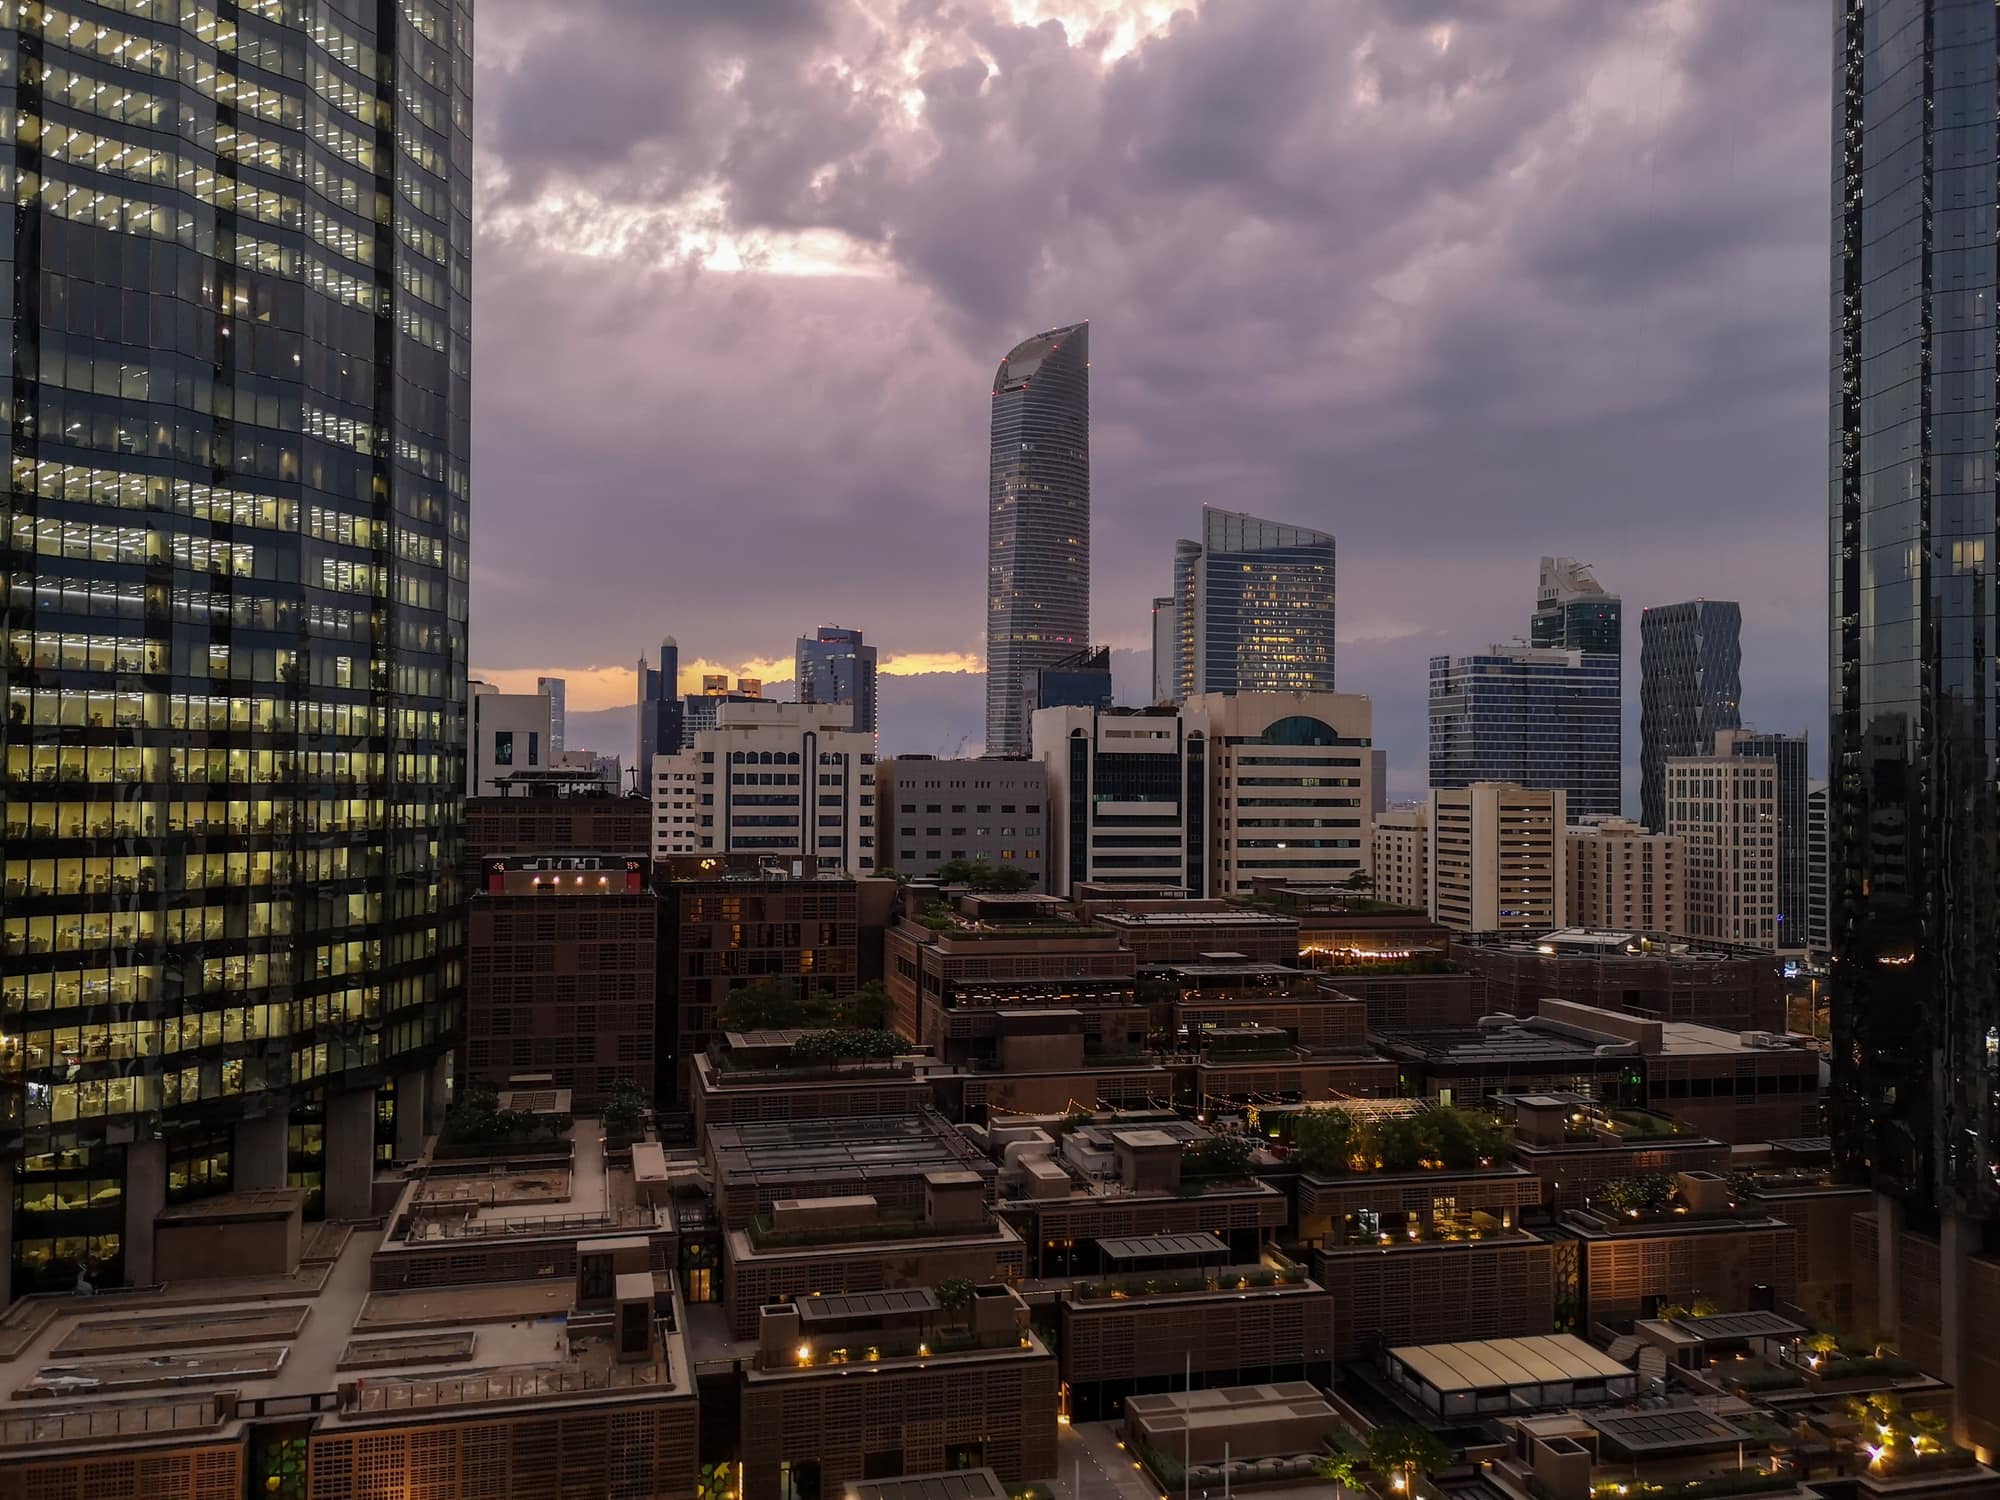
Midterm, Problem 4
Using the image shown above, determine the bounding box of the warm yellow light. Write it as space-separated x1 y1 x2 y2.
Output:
795 1342 811 1365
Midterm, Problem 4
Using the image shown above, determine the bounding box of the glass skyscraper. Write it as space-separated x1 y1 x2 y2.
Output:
1427 646 1621 819
795 624 877 735
986 323 1088 756
1170 506 1335 699
1 0 473 1293
1832 1 2000 1440
1531 556 1621 656
1638 599 1742 831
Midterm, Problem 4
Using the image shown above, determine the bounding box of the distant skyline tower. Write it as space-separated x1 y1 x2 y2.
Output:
1531 556 1621 656
1170 507 1336 699
796 625 879 735
986 323 1090 756
538 676 569 753
1150 596 1177 704
1638 601 1743 832
638 637 682 769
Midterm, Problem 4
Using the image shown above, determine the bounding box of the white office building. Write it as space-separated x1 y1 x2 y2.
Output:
1033 692 1376 898
650 700 876 870
469 682 553 797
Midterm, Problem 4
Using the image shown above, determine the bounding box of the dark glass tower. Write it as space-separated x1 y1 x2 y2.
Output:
1832 3 2000 1439
1427 645 1621 818
1170 507 1336 699
638 636 681 766
986 323 1088 756
796 624 877 735
1531 556 1621 656
1638 600 1743 831
1831 0 2000 1229
1 0 473 1292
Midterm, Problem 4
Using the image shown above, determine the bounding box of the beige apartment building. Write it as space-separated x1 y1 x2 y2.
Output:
1665 752 1778 947
1566 816 1684 933
1372 806 1429 911
1429 783 1567 933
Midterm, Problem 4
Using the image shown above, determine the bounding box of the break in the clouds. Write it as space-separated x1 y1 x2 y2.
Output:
467 0 1829 795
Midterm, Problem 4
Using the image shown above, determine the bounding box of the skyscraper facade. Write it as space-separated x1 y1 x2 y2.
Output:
1638 601 1742 832
986 323 1089 756
1 2 474 1293
1170 507 1336 699
795 624 877 735
1531 556 1621 656
638 637 681 769
1832 1 2000 1444
1150 595 1176 705
1721 729 1809 956
1427 646 1621 818
537 675 568 753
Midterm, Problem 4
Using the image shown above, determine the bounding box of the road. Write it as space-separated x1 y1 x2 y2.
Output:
1053 1421 1162 1500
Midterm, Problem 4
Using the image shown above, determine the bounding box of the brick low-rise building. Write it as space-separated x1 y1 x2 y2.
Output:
466 852 657 1109
723 1173 1027 1339
1450 928 1785 1033
1059 1267 1334 1421
744 1289 1057 1493
1314 1233 1559 1359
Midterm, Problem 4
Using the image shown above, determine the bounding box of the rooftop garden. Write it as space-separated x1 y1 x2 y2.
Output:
1845 1394 1974 1478
435 1082 570 1160
1300 948 1462 976
1584 1472 1801 1499
717 978 892 1033
1283 1103 1508 1176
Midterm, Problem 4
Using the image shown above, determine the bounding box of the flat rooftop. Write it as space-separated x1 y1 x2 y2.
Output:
1097 1233 1231 1264
0 1122 689 1456
1376 1024 1615 1065
1389 1334 1631 1396
1097 909 1297 928
1583 1402 1768 1455
845 1470 1009 1500
706 1112 991 1185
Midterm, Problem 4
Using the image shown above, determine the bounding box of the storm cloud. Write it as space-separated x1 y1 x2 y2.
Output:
468 0 1829 801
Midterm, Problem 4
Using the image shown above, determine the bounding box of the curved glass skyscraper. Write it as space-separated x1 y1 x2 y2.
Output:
0 0 473 1292
986 323 1089 756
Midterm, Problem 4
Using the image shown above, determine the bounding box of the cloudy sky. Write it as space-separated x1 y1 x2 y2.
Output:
467 0 1829 804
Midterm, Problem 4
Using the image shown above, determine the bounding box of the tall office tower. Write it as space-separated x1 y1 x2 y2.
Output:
986 323 1089 755
795 624 878 735
637 637 681 769
1530 556 1621 656
0 3 474 1294
1832 10 2000 1432
1805 781 1829 960
1170 507 1336 698
1638 601 1742 832
1428 783 1567 934
537 676 568 752
1150 596 1177 703
1721 729 1810 956
1665 750 1777 949
1428 645 1621 817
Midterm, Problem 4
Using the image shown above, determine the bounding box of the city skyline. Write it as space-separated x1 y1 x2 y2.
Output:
465 0 1827 794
